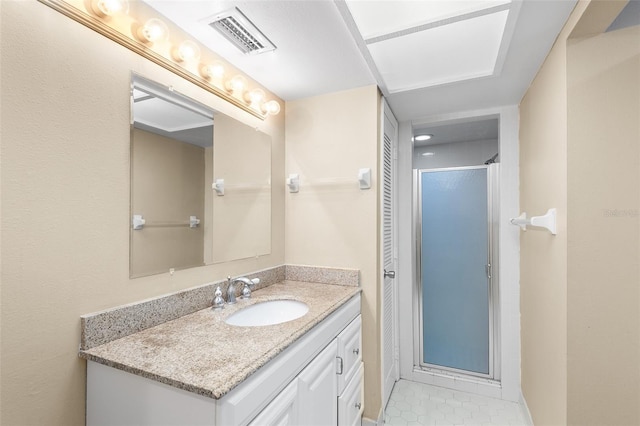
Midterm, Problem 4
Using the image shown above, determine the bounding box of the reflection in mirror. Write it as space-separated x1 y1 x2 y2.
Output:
212 116 271 263
130 75 272 278
130 75 213 277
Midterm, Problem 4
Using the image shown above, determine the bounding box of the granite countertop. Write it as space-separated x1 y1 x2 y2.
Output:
80 280 360 399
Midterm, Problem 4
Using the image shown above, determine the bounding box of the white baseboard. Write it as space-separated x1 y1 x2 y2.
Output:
362 407 383 426
520 392 534 426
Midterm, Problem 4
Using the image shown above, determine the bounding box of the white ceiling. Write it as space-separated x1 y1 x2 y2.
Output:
143 0 578 123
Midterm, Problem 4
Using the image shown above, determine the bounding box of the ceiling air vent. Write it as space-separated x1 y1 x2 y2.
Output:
208 8 276 55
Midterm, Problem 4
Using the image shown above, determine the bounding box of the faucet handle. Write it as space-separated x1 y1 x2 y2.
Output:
241 278 259 299
212 286 225 310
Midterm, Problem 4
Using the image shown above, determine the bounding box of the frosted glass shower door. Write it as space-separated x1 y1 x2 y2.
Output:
419 167 490 376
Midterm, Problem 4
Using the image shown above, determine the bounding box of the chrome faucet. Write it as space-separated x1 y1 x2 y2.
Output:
226 276 237 304
232 276 260 299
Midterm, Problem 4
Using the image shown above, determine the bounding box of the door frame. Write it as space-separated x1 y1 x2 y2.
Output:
396 106 520 401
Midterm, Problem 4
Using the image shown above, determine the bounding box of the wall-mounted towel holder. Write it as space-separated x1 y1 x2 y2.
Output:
286 174 300 193
286 168 372 192
212 178 270 195
510 208 557 235
213 179 225 196
132 215 200 230
358 168 371 190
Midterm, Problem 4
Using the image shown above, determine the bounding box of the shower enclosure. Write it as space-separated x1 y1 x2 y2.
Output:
414 165 499 379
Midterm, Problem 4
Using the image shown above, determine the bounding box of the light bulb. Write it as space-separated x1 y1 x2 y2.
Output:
136 18 169 44
172 40 201 63
261 100 281 116
90 0 128 17
244 89 265 105
200 62 225 80
224 75 247 94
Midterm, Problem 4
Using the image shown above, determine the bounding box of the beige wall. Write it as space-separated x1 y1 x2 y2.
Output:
567 23 640 426
519 6 572 419
520 1 639 424
0 2 284 424
285 86 381 420
131 129 206 277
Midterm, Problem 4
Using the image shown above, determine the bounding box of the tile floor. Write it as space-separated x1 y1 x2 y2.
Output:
384 380 528 426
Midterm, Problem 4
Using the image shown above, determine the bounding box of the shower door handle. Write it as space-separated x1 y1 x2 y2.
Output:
384 269 396 279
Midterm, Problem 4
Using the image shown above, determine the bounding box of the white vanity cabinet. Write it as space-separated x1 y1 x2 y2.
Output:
250 340 337 426
86 293 362 426
250 315 363 426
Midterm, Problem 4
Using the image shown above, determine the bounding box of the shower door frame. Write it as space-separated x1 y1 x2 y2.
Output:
413 164 501 381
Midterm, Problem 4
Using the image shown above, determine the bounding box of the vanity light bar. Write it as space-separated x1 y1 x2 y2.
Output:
38 0 280 119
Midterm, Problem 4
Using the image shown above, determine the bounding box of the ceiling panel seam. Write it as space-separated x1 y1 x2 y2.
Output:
364 3 513 45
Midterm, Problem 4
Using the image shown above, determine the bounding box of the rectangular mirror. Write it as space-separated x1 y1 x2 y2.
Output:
130 74 271 278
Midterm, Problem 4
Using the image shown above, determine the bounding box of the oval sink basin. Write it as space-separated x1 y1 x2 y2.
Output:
225 300 309 327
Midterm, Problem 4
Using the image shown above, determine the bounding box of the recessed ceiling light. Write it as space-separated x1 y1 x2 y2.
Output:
414 134 433 141
422 152 435 157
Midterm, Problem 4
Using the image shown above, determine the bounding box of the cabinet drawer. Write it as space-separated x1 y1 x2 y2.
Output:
338 363 363 426
337 315 362 394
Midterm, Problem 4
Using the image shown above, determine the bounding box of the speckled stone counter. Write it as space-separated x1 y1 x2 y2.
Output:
79 280 360 400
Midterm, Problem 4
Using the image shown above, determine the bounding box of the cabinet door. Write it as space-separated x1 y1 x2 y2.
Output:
298 339 338 426
248 379 298 426
337 316 362 394
338 363 364 426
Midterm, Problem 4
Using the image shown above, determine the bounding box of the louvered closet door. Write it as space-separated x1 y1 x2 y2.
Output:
382 106 398 407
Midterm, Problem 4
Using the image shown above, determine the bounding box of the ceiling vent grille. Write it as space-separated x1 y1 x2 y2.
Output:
208 8 276 55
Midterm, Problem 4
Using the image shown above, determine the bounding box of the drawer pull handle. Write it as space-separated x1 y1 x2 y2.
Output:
355 402 362 410
353 348 360 356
